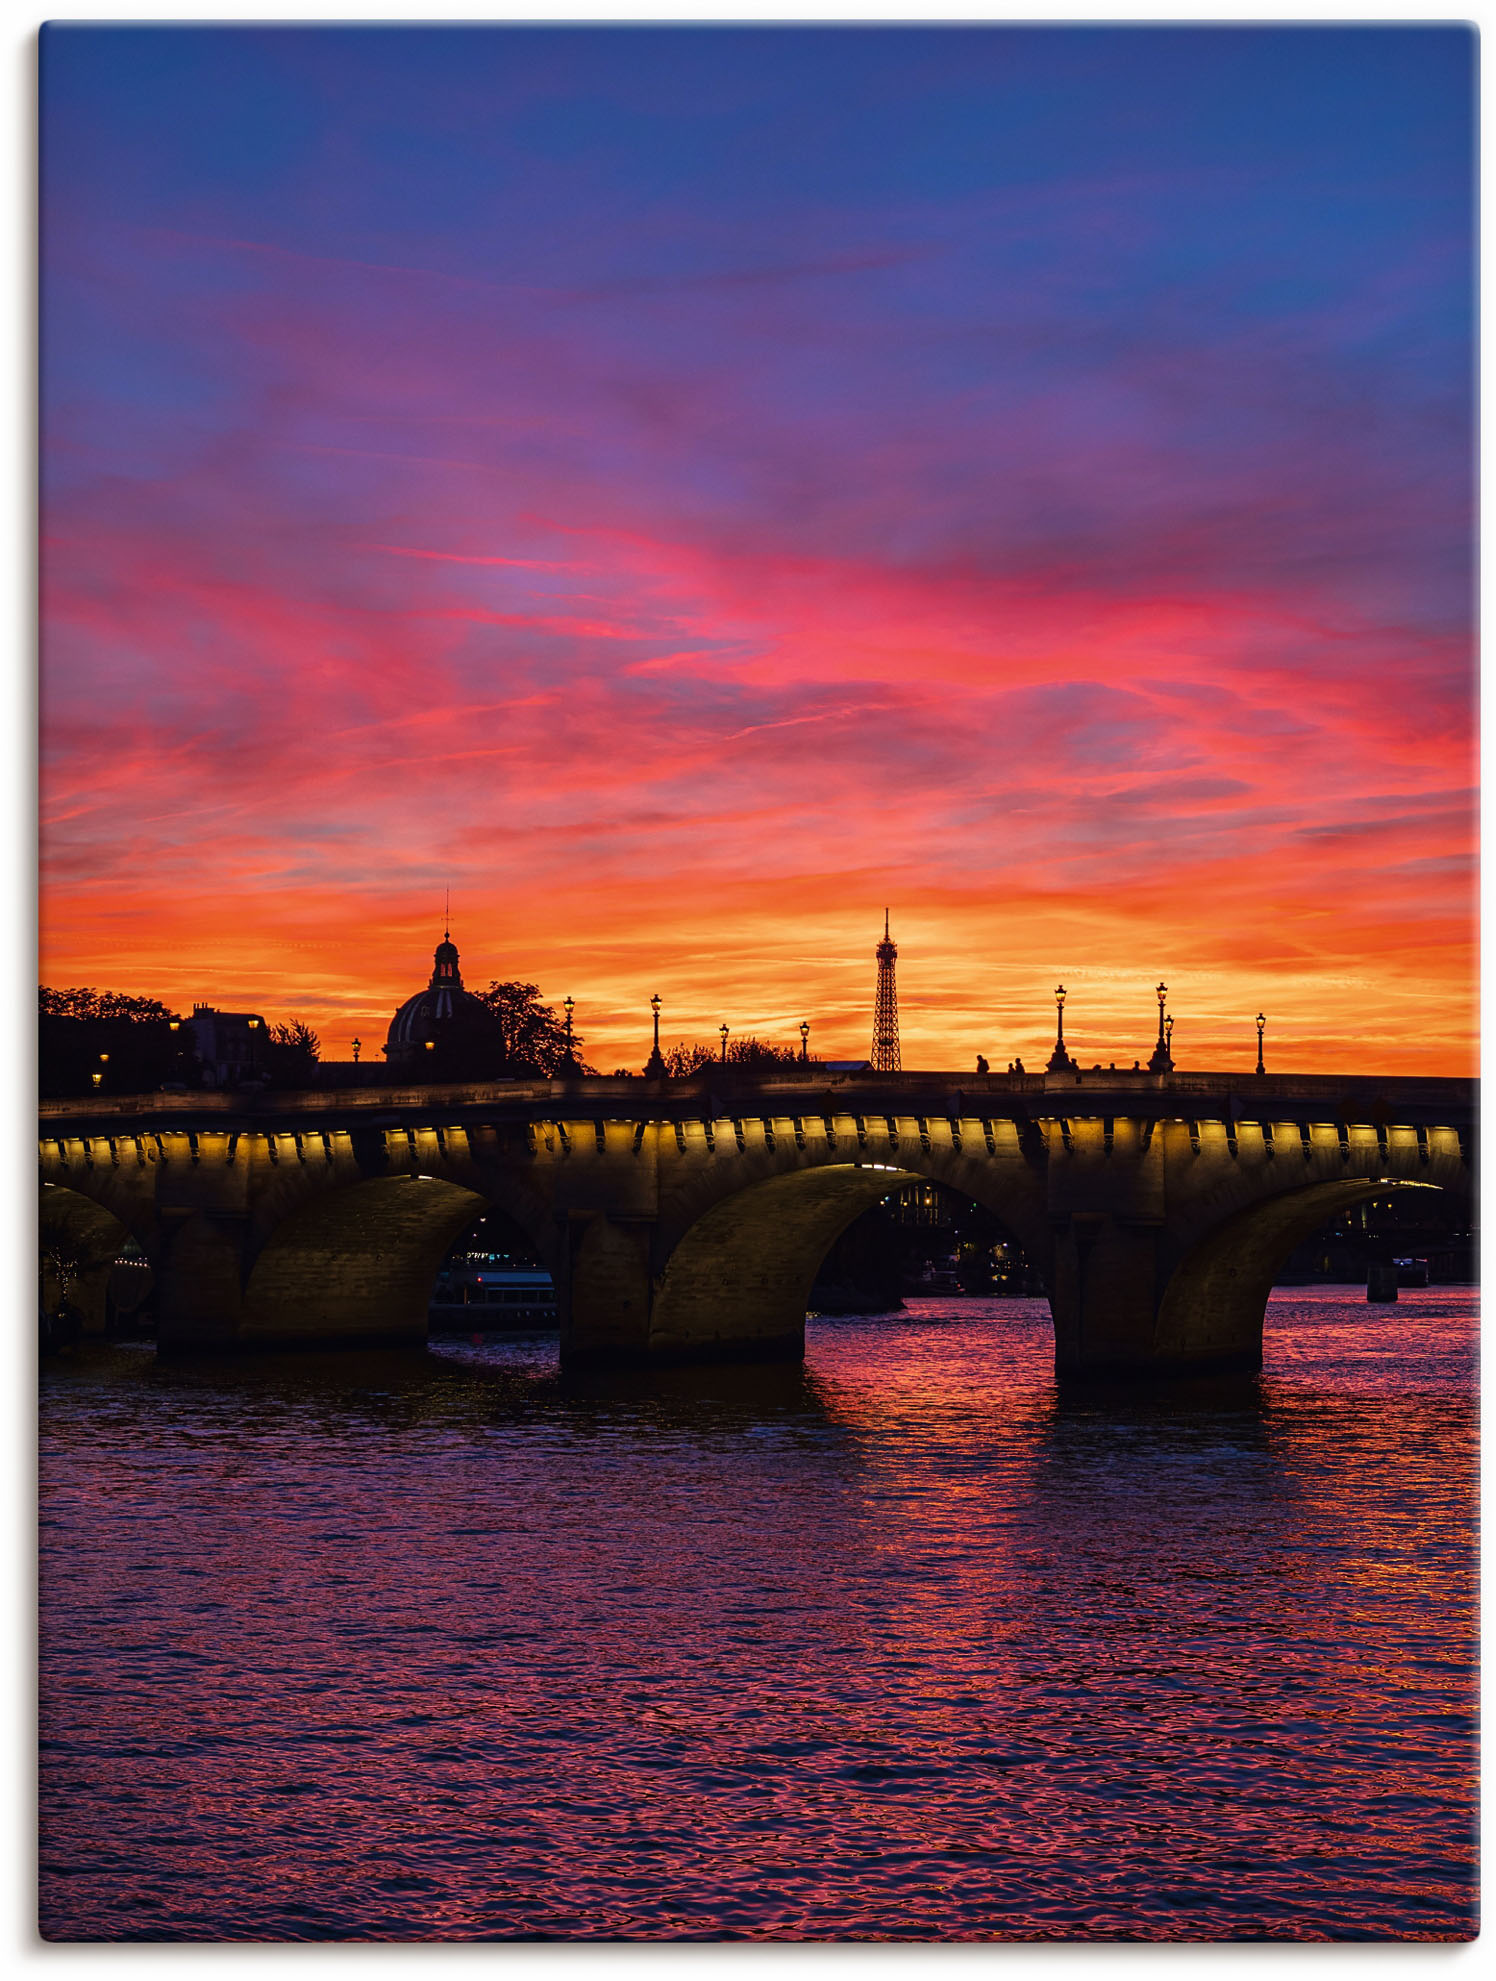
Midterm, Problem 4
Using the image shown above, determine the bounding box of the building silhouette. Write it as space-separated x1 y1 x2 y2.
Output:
384 927 504 1075
187 1005 269 1087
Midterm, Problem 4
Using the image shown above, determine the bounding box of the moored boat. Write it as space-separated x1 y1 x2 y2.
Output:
430 1266 557 1331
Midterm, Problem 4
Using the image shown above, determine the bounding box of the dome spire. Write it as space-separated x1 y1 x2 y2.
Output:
430 911 462 988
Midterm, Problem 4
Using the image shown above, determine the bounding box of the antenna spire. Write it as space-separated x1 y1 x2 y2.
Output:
444 887 450 940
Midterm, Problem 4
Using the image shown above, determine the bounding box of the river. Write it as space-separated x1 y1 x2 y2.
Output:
39 1287 1476 1941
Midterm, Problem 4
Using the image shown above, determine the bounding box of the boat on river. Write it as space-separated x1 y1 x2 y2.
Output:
429 1266 557 1331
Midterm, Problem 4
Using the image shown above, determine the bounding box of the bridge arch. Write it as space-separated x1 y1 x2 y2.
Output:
614 1150 1052 1364
39 1182 141 1337
235 1173 490 1348
646 1163 927 1359
1155 1176 1453 1369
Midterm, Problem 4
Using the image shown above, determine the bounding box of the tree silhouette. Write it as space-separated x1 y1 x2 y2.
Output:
662 1036 809 1076
473 981 594 1076
266 1020 321 1084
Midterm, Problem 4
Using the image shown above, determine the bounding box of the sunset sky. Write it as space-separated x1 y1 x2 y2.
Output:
40 25 1475 1074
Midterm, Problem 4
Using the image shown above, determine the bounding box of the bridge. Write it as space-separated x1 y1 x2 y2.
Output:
39 1067 1474 1380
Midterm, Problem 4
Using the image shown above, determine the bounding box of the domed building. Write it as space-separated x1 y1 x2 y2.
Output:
384 928 505 1077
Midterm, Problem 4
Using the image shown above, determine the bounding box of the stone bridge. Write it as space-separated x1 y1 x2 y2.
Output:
39 1068 1474 1379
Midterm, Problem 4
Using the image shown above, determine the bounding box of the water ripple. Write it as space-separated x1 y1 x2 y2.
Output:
39 1288 1476 1940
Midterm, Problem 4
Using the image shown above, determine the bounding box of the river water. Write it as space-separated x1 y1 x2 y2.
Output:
39 1288 1476 1942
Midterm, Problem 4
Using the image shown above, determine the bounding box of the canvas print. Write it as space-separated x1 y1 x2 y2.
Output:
38 23 1475 1942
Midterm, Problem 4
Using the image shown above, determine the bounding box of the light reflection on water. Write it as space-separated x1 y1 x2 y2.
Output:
39 1288 1476 1941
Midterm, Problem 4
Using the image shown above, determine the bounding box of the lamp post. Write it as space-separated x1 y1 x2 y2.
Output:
799 1021 810 1063
1256 1011 1265 1077
562 996 576 1071
351 1036 361 1065
247 1014 261 1082
1164 1013 1174 1069
646 994 665 1077
1048 983 1074 1072
1148 983 1170 1072
719 1023 729 1065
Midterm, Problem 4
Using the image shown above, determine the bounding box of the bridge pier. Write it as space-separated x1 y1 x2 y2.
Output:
154 1211 250 1352
559 1212 657 1365
1045 1212 1257 1381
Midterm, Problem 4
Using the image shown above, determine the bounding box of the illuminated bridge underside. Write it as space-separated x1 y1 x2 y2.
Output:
39 1070 1474 1379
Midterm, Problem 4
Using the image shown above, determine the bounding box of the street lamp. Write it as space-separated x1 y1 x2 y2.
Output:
351 1036 361 1064
720 1023 729 1064
646 994 665 1076
1256 1011 1266 1077
562 996 576 1070
799 1021 810 1063
1148 982 1170 1073
1048 983 1073 1072
1165 1013 1174 1068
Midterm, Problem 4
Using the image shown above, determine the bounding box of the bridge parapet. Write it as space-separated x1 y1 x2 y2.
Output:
38 1068 1477 1132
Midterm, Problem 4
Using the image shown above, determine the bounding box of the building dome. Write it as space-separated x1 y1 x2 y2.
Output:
384 930 504 1074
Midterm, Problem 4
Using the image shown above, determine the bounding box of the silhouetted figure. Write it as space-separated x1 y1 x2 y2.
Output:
975 1054 989 1074
1013 1056 1025 1074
